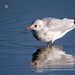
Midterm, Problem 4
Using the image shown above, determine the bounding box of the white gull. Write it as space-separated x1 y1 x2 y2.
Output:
26 17 75 46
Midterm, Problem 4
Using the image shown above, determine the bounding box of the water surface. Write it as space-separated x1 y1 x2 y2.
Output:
0 0 75 75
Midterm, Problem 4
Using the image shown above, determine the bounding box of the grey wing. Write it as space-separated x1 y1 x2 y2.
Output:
46 18 75 33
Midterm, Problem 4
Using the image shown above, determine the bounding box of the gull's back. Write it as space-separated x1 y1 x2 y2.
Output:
42 17 75 32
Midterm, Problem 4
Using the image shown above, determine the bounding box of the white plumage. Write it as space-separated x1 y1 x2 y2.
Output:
26 17 75 46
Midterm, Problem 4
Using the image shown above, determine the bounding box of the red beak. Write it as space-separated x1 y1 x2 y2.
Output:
25 27 32 30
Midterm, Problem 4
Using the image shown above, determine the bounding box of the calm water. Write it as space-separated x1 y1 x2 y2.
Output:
0 0 75 75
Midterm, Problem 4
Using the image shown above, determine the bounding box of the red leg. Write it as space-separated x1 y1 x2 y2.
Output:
47 41 53 46
47 42 49 46
51 41 53 46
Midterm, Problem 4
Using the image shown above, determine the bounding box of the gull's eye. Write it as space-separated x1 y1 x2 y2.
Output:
34 25 37 28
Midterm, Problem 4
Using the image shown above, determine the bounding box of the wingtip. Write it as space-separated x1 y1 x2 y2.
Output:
73 18 75 20
73 18 75 24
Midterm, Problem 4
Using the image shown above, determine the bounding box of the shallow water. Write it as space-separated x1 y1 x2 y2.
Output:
0 0 75 75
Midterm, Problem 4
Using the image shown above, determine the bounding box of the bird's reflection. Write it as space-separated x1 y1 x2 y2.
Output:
31 46 75 72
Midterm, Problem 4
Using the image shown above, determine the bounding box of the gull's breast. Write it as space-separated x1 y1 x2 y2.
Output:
32 30 53 42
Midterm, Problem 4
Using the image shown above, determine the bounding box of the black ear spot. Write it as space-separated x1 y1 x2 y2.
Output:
39 25 41 27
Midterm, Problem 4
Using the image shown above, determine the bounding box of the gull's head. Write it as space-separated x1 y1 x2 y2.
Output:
26 19 44 31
